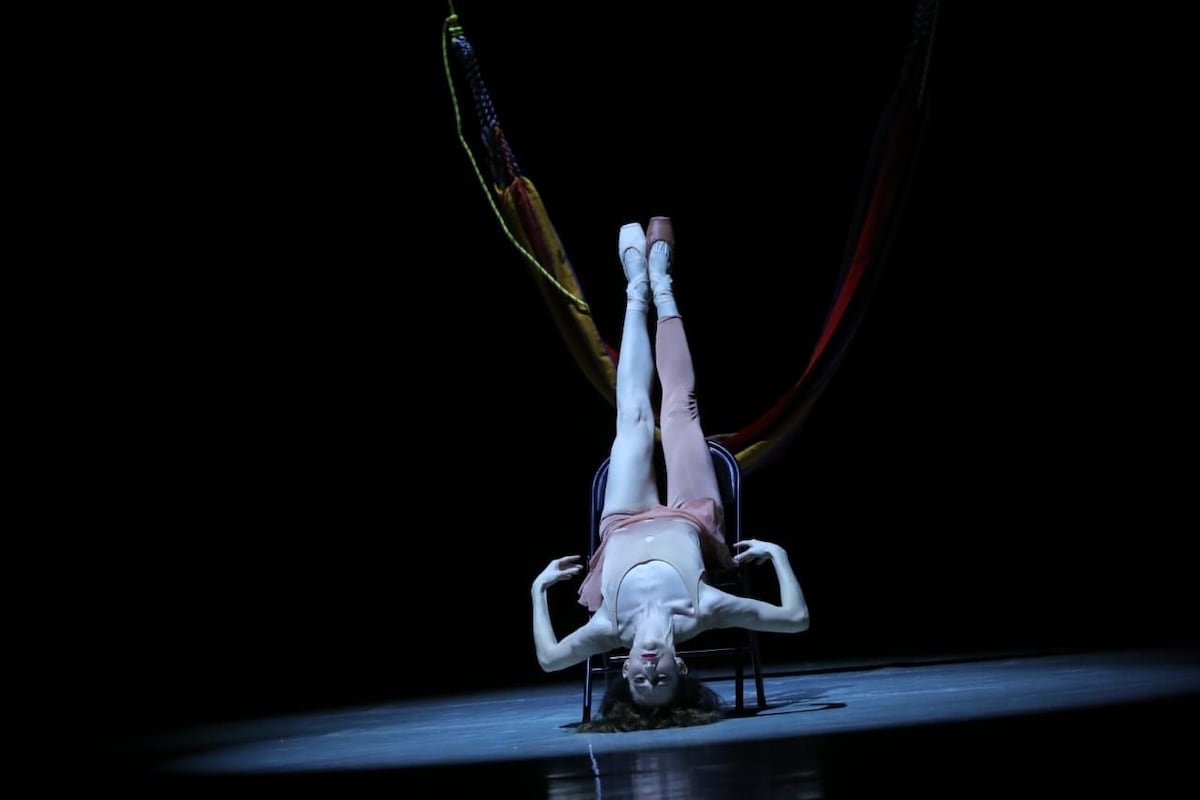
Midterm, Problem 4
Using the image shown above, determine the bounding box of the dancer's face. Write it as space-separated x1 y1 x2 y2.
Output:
623 647 686 708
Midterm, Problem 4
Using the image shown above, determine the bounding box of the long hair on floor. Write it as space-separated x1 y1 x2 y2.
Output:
576 674 726 733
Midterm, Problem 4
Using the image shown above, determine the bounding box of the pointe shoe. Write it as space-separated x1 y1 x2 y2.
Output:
646 216 675 261
618 222 648 283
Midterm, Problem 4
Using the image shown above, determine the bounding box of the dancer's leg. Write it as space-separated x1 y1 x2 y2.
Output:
649 218 721 509
600 222 660 517
647 216 678 319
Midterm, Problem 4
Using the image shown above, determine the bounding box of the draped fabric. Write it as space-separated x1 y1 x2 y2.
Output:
442 1 939 475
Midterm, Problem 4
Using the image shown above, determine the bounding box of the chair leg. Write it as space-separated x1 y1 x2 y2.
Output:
739 569 768 709
748 630 766 709
582 655 593 723
735 656 745 711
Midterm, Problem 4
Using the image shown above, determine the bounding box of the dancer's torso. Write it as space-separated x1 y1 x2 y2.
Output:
602 518 707 643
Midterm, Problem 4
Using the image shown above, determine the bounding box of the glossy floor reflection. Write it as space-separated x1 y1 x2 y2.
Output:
85 646 1200 798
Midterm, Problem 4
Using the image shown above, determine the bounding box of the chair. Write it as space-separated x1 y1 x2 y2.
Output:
580 439 767 723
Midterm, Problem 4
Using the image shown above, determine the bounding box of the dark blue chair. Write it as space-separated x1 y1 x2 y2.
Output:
581 440 767 723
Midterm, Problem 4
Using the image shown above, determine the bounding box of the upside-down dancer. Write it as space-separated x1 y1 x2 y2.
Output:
531 217 810 732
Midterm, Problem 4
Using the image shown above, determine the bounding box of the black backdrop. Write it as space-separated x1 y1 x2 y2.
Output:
72 2 1195 736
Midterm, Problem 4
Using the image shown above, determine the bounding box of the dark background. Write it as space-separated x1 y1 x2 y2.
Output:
70 2 1193 737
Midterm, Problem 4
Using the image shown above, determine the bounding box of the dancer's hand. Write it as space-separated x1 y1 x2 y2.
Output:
732 539 783 566
533 555 583 591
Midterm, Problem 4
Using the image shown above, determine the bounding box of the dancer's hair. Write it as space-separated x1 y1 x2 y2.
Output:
575 673 725 733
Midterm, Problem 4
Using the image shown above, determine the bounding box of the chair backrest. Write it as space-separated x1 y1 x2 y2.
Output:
589 439 742 559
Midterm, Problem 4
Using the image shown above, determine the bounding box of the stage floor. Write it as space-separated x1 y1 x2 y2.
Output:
83 645 1200 798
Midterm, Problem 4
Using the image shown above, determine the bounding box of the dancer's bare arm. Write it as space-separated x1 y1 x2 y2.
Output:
705 539 810 633
532 555 617 672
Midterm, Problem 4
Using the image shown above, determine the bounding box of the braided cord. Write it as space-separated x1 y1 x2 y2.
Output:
442 10 589 310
